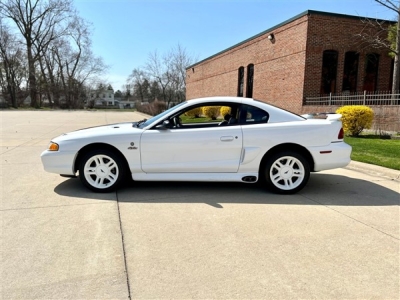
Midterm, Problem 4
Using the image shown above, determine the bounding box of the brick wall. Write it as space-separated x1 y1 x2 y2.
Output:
304 13 393 98
186 11 395 116
186 15 309 113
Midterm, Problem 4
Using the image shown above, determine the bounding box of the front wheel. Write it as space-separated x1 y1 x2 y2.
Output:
79 149 126 193
263 151 310 194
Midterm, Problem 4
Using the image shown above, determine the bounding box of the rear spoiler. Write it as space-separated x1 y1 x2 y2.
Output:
326 114 342 121
301 113 342 121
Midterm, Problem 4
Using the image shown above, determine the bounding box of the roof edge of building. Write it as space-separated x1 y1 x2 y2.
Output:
187 9 394 70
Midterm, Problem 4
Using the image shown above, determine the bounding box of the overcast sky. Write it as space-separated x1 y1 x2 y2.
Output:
74 0 396 91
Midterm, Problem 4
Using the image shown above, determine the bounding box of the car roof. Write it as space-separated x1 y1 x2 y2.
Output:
187 96 246 105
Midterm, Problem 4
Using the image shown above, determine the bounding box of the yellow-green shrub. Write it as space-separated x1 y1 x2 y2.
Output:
220 106 231 117
202 106 221 120
185 107 202 118
336 105 374 136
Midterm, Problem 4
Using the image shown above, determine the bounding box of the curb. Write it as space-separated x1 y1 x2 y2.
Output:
345 161 400 181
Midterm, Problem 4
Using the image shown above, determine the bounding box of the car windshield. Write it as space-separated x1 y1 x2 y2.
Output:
138 101 188 128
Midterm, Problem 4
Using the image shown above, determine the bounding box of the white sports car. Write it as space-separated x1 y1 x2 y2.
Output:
41 97 351 194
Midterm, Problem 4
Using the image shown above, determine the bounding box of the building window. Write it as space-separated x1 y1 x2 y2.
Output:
342 51 359 93
320 50 338 94
363 53 379 92
246 64 254 98
237 67 244 97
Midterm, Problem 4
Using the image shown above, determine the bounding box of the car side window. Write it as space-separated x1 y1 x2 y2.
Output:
170 103 240 129
240 105 269 125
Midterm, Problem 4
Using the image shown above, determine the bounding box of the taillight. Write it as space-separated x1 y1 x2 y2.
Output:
338 128 344 139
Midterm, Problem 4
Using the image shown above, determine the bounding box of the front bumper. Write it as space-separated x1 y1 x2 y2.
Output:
41 150 77 175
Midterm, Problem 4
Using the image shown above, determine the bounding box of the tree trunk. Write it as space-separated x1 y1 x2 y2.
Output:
27 44 38 108
7 83 17 108
392 8 400 95
9 70 17 108
38 55 53 107
44 55 60 107
3 62 17 108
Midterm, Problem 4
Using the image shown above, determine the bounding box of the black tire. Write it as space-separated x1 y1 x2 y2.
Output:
263 151 310 194
78 149 127 193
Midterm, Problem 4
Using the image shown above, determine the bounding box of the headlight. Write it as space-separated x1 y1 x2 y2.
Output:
48 142 59 151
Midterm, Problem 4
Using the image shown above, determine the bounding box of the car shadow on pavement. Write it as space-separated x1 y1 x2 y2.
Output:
54 173 400 208
53 178 118 201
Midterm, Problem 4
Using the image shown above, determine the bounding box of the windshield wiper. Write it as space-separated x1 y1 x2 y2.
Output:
135 118 147 127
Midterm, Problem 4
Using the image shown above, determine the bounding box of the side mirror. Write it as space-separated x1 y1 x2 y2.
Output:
156 120 170 130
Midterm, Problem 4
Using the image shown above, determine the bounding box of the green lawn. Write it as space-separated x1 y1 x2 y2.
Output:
344 135 400 170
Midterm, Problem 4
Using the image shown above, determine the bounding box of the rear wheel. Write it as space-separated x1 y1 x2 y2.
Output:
79 149 126 193
263 151 310 194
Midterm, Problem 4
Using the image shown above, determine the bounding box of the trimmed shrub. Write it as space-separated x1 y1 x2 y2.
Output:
220 106 231 117
336 105 374 137
185 107 202 118
202 106 221 120
136 100 166 116
151 100 167 115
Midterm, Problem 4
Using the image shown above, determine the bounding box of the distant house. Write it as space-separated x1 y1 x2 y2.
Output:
115 97 136 109
90 85 116 107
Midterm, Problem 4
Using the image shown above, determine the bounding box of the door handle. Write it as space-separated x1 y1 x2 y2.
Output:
220 136 234 142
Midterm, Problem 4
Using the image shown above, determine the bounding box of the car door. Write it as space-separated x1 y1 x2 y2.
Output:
140 105 243 173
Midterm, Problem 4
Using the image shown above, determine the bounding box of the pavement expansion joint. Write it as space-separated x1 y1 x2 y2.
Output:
0 202 112 212
301 195 399 241
116 190 132 300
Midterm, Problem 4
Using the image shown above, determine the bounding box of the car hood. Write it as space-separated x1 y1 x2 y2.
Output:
53 122 142 141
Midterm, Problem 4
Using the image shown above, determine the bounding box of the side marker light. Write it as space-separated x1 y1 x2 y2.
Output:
48 142 59 151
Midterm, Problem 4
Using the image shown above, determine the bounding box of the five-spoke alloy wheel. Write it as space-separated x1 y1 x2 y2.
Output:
79 149 126 193
264 151 310 194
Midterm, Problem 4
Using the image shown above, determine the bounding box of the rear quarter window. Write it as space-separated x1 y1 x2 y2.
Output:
240 105 269 125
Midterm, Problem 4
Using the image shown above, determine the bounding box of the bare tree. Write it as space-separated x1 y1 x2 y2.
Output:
376 0 400 92
146 50 172 105
38 38 61 106
144 44 197 107
128 68 150 102
0 0 74 107
0 20 26 108
169 44 197 102
37 14 107 108
356 1 400 93
149 80 161 101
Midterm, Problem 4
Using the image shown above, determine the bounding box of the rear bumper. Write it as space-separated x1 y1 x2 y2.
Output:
41 150 77 175
309 142 352 172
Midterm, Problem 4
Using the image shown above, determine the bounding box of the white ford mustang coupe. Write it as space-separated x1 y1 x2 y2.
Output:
41 97 351 194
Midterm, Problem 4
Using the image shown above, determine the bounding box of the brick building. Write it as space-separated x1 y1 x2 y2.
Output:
186 10 395 115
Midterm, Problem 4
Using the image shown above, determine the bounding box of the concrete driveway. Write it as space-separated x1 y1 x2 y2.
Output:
1 110 399 299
